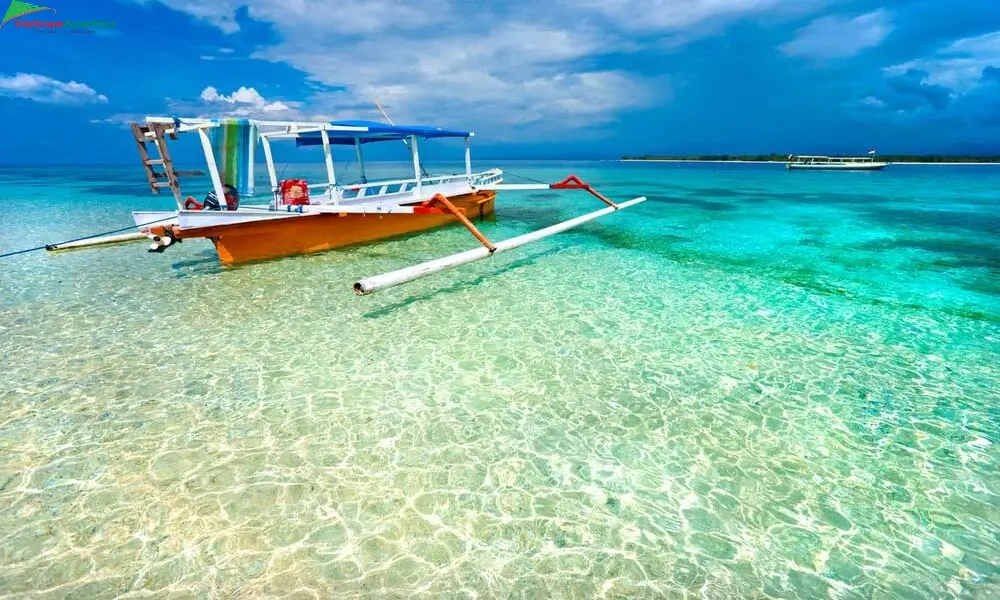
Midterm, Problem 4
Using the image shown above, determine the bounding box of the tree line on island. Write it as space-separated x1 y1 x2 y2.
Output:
620 154 1000 163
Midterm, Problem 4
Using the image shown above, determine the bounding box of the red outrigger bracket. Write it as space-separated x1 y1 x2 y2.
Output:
549 175 618 209
413 194 497 252
409 176 616 254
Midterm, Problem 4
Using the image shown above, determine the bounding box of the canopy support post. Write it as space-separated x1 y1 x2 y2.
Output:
354 138 367 183
246 125 256 196
197 129 227 211
321 128 337 205
261 135 278 206
464 137 472 184
411 135 422 197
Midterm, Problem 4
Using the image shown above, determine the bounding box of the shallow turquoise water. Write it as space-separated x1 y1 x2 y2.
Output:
1 161 999 598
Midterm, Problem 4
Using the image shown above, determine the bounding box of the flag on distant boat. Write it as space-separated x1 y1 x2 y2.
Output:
868 149 876 155
210 119 257 197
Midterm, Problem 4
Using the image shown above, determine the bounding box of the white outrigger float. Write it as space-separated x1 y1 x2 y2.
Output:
116 116 645 294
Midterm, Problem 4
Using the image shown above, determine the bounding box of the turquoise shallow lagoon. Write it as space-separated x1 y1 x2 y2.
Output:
1 161 999 598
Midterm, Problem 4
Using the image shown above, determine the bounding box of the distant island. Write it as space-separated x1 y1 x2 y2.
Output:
620 154 1000 164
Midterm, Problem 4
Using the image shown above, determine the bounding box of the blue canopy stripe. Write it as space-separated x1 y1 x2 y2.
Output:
295 120 471 147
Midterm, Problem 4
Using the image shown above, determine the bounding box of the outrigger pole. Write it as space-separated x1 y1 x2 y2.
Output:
353 175 647 295
46 232 148 252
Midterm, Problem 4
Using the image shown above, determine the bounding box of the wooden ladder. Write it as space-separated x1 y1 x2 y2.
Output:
130 122 186 205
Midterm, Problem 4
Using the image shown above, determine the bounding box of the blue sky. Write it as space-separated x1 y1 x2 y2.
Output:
0 0 999 162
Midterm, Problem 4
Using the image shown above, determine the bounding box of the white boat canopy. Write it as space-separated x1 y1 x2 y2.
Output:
141 116 479 209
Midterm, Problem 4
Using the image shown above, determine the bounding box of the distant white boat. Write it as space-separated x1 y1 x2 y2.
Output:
786 151 888 171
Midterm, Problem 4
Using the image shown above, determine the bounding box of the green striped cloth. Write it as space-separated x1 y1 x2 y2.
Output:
211 119 257 196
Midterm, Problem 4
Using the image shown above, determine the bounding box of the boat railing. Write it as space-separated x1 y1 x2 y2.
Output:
277 169 503 205
339 169 502 198
789 155 878 164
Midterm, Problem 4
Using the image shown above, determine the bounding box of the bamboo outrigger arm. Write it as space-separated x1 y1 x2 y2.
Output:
420 193 496 252
353 175 646 295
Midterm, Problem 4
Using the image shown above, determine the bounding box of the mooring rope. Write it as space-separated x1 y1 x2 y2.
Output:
503 170 549 185
0 216 176 259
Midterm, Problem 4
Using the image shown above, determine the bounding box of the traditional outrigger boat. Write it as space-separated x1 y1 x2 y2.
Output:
119 116 646 294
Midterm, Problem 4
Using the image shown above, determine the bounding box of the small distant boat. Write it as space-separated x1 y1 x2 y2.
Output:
786 150 888 171
108 113 646 294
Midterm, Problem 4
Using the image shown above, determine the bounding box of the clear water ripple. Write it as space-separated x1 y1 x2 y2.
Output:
1 162 999 598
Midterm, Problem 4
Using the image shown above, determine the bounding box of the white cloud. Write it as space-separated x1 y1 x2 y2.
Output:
194 85 296 115
853 30 1000 123
574 0 807 32
132 0 821 137
884 30 1000 93
89 113 146 127
244 20 660 135
139 0 449 35
949 30 1000 56
243 0 451 35
133 0 242 33
780 10 893 59
0 73 108 105
857 96 886 108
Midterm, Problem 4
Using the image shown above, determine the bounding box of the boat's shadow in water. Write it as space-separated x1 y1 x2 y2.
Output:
170 251 226 277
362 245 567 319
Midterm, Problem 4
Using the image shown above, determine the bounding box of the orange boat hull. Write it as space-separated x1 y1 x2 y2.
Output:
173 191 496 265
